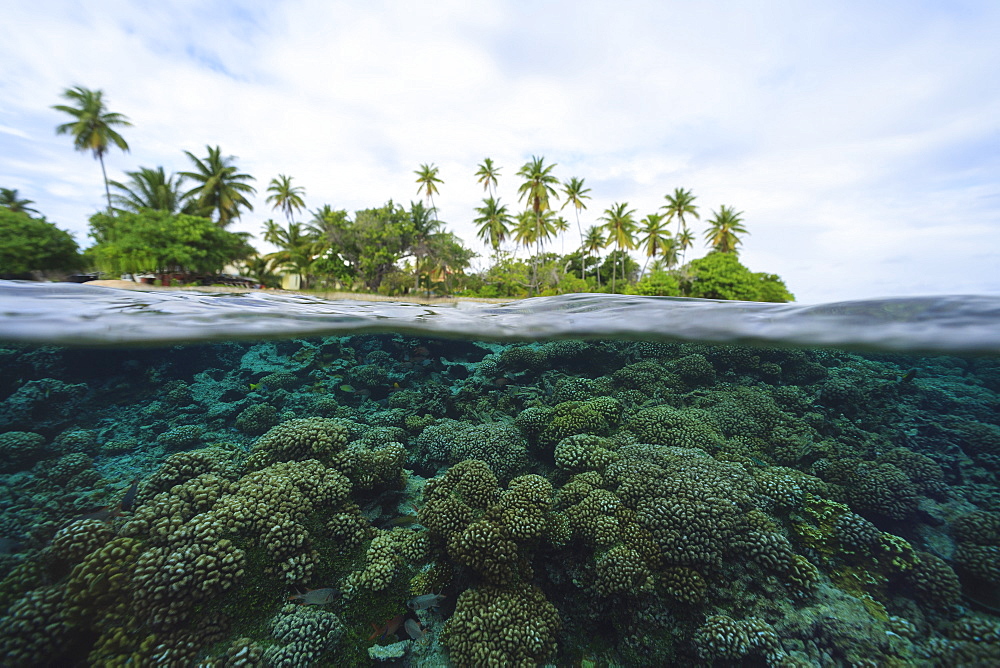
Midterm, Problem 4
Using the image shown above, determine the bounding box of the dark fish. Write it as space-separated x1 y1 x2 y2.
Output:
120 477 140 513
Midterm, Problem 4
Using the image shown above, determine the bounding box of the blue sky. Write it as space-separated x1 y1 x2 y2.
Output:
1 0 998 303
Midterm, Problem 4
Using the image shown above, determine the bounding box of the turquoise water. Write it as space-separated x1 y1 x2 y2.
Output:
0 282 998 666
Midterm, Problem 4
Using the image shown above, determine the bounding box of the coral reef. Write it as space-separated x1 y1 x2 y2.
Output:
0 333 996 666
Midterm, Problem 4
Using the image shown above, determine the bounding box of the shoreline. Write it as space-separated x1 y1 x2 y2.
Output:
85 279 511 305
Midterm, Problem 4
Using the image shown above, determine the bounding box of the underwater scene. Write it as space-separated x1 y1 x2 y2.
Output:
1 284 1000 667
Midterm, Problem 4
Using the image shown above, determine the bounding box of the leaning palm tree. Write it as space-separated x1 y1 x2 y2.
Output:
581 225 606 287
52 86 132 213
661 187 699 243
0 188 40 216
266 174 306 224
473 196 512 253
560 177 591 275
516 156 560 293
599 202 638 293
704 205 749 253
637 212 673 275
414 163 443 218
475 158 501 198
180 145 257 227
109 166 189 214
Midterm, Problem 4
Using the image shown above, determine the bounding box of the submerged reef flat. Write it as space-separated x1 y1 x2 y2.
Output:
0 335 998 666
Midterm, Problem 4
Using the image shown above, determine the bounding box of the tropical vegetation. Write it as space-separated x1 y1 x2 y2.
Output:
0 208 82 277
4 85 797 302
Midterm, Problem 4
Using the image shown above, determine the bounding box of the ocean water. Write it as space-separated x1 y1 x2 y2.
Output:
0 281 998 667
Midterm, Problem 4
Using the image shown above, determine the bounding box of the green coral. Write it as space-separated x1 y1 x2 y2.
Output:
443 584 561 668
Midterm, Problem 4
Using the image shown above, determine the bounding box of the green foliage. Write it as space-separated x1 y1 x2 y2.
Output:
87 209 253 276
685 251 793 302
180 145 257 226
0 209 82 276
598 250 639 293
626 271 682 297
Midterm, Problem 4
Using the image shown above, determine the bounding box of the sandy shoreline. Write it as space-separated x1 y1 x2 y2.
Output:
85 279 511 305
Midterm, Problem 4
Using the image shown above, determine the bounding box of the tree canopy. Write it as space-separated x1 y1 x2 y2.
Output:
685 251 793 302
87 210 253 276
0 209 82 276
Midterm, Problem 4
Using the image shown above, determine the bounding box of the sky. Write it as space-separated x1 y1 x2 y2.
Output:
1 0 998 303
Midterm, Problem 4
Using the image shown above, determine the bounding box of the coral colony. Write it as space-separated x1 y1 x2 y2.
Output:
0 335 998 665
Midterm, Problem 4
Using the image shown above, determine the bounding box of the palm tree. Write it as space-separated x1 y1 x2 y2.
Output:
262 220 322 288
704 205 749 253
661 187 699 244
414 163 443 218
180 145 257 227
638 212 673 275
408 200 444 292
266 174 306 224
599 202 638 292
475 158 500 198
306 204 350 241
513 210 538 258
516 156 560 293
108 167 189 214
581 225 606 287
676 223 696 265
560 177 591 276
52 86 132 213
0 188 40 216
473 196 512 253
553 216 571 253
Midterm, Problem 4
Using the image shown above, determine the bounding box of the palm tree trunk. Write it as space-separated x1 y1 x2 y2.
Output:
99 152 113 214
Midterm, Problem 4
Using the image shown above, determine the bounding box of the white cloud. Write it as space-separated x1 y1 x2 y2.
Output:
1 0 998 302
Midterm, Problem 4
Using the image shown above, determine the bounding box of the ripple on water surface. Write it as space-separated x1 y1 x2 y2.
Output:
1 280 1000 353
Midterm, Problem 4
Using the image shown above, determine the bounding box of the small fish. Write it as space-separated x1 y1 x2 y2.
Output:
289 587 340 605
368 613 405 640
248 382 268 392
407 593 446 611
119 477 140 513
900 369 918 383
376 515 424 530
340 384 356 393
404 618 427 640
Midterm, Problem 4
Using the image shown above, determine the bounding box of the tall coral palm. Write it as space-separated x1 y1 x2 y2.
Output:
0 188 40 216
516 156 560 293
473 196 512 253
638 212 673 275
109 166 189 214
52 86 132 213
180 145 257 227
704 205 749 253
676 223 696 265
582 225 606 287
266 174 306 224
599 202 638 293
475 158 500 198
661 187 699 243
560 176 591 275
414 163 443 218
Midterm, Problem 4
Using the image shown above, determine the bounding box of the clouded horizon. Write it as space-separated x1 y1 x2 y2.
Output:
2 0 998 303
